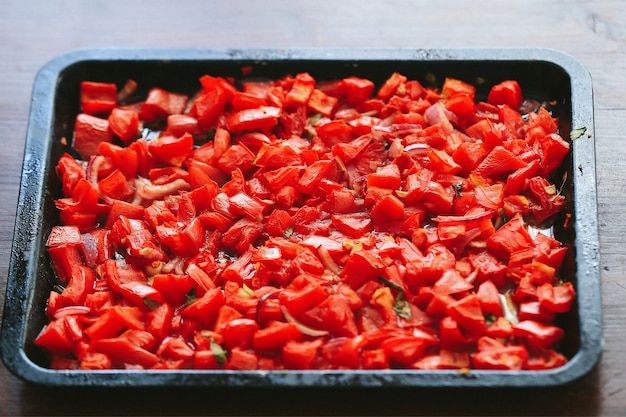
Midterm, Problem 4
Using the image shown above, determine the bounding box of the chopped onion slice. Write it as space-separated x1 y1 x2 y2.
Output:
86 155 114 205
317 245 341 275
135 177 190 201
499 293 519 325
53 305 91 319
280 306 329 337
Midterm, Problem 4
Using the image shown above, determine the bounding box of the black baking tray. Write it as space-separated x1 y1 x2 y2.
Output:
0 47 601 387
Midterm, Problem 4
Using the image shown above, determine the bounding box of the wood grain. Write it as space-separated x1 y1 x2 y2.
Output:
1 0 625 415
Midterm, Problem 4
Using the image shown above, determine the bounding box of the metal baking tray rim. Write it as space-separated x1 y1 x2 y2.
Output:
0 47 602 387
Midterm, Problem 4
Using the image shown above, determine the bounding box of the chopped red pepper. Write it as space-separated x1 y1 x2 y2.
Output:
487 80 523 110
80 81 117 115
37 71 574 372
141 87 188 122
73 113 113 159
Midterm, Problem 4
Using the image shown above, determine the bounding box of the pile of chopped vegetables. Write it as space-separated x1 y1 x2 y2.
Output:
35 68 575 371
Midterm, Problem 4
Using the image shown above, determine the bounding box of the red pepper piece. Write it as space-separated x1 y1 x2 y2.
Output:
141 87 188 122
80 81 117 115
487 80 523 110
226 106 282 133
73 113 113 160
108 108 139 143
338 76 375 106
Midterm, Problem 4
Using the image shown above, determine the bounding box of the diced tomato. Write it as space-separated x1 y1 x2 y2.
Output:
452 141 487 174
166 114 200 137
297 159 333 194
151 273 196 307
108 108 139 143
41 72 574 371
149 132 194 167
370 194 405 225
80 81 117 115
129 139 161 178
526 349 567 370
141 87 188 122
222 218 264 255
180 288 226 328
446 294 487 335
285 72 316 109
381 335 426 367
331 213 371 238
302 294 358 338
282 339 323 370
465 119 503 150
279 281 329 317
46 225 82 248
442 77 476 99
220 318 259 350
73 113 113 159
48 244 84 285
439 316 476 351
217 143 256 175
34 318 77 355
433 269 473 296
506 159 540 195
518 300 555 323
57 265 95 306
486 214 534 262
446 92 477 126
476 279 502 317
527 176 566 223
471 345 528 370
90 336 159 368
146 303 174 341
230 91 268 111
98 142 139 180
473 183 505 212
367 163 401 190
340 249 385 289
56 153 86 196
224 347 258 370
228 192 267 221
190 82 228 130
473 145 527 179
110 217 166 265
537 281 576 313
338 76 375 106
253 321 303 352
488 80 523 110
98 169 134 201
308 89 338 117
513 320 564 350
226 106 282 133
319 125 357 155
264 209 295 237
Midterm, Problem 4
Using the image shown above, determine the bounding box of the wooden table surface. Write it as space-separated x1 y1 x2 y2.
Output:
1 0 625 415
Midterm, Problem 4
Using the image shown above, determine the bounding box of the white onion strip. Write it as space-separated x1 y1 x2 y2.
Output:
280 305 329 337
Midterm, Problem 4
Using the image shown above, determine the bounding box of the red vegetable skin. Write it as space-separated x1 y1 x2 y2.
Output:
38 72 574 371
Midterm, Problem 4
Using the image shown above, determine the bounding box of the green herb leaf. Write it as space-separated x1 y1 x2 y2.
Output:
210 337 227 367
570 127 587 140
309 113 322 125
143 297 161 310
425 72 437 87
379 275 404 293
393 293 411 319
452 182 464 198
184 287 197 307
